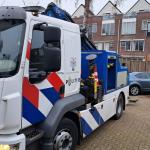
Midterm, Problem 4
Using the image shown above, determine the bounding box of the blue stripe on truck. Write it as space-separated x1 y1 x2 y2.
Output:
80 117 93 136
23 97 46 124
89 107 100 125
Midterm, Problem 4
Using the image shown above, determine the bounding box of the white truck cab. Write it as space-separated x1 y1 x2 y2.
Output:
0 6 129 150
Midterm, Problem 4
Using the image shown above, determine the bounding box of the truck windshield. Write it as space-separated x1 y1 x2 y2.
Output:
0 19 25 78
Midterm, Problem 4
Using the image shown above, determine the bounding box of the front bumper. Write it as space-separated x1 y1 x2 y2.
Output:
0 134 25 150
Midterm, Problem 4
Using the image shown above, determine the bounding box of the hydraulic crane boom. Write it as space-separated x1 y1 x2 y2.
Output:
44 2 74 23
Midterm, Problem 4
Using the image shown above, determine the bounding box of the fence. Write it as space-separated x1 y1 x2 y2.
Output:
121 59 150 72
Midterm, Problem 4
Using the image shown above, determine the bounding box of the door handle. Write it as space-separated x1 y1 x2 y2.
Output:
59 85 65 95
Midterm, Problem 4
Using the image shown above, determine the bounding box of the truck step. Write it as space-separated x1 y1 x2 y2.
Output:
24 128 44 145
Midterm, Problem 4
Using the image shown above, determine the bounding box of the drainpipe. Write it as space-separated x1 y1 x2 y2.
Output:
117 19 121 54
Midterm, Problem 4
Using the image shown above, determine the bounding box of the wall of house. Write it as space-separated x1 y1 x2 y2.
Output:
128 0 150 13
97 1 122 16
72 5 85 18
73 12 150 61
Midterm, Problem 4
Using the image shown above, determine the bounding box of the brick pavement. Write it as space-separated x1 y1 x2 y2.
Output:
77 95 150 150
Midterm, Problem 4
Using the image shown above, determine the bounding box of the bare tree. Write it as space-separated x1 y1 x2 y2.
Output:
83 0 92 26
75 0 95 26
0 0 5 6
114 0 125 53
54 0 62 6
78 0 125 25
53 0 94 25
114 0 125 7
22 0 38 6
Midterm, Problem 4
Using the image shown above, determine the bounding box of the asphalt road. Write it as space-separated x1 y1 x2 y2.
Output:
77 95 150 150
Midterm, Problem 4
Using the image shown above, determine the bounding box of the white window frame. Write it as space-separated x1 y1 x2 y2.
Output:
133 40 145 52
120 39 145 52
101 20 115 36
141 19 150 31
121 41 132 51
92 23 97 33
122 18 136 35
94 42 103 50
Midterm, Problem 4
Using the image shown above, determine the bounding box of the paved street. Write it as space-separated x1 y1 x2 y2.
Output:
77 95 150 150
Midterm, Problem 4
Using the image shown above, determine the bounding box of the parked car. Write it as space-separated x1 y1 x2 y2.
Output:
129 72 150 96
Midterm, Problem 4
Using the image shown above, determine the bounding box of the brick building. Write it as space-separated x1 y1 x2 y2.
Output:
73 0 150 61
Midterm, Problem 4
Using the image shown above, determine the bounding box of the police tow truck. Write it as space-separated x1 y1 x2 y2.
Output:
0 3 129 150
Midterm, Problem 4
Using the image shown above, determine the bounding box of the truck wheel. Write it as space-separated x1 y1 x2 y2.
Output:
114 94 123 120
53 118 78 150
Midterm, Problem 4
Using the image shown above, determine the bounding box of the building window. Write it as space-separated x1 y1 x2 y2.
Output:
83 24 97 38
88 24 92 34
134 41 144 51
121 41 131 51
141 20 150 30
121 40 144 51
109 42 115 50
122 18 136 35
80 23 97 34
103 42 110 50
92 23 97 33
102 20 115 35
95 42 103 50
95 42 115 50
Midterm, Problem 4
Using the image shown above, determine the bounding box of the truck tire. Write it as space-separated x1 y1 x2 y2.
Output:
114 94 123 120
53 118 78 150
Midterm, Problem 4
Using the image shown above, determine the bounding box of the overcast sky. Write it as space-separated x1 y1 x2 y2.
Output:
1 0 150 14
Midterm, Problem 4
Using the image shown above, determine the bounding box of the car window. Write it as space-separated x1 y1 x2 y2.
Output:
147 73 150 79
135 73 149 79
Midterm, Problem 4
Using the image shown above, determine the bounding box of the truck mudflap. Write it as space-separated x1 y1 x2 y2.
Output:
0 134 25 150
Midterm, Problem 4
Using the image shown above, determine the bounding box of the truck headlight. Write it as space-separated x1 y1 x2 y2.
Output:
0 144 19 150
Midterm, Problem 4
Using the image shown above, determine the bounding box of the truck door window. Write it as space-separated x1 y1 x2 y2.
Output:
30 28 61 69
30 30 45 71
29 26 61 84
32 30 44 49
31 29 60 50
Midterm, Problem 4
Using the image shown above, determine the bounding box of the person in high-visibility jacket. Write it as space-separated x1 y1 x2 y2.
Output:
86 54 99 100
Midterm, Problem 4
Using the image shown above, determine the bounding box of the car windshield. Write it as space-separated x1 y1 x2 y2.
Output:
0 19 25 77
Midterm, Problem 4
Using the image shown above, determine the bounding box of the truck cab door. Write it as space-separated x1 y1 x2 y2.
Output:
22 20 65 128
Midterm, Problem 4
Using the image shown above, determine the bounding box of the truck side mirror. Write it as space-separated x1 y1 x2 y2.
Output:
43 46 61 72
43 26 61 72
43 26 61 44
29 47 61 84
